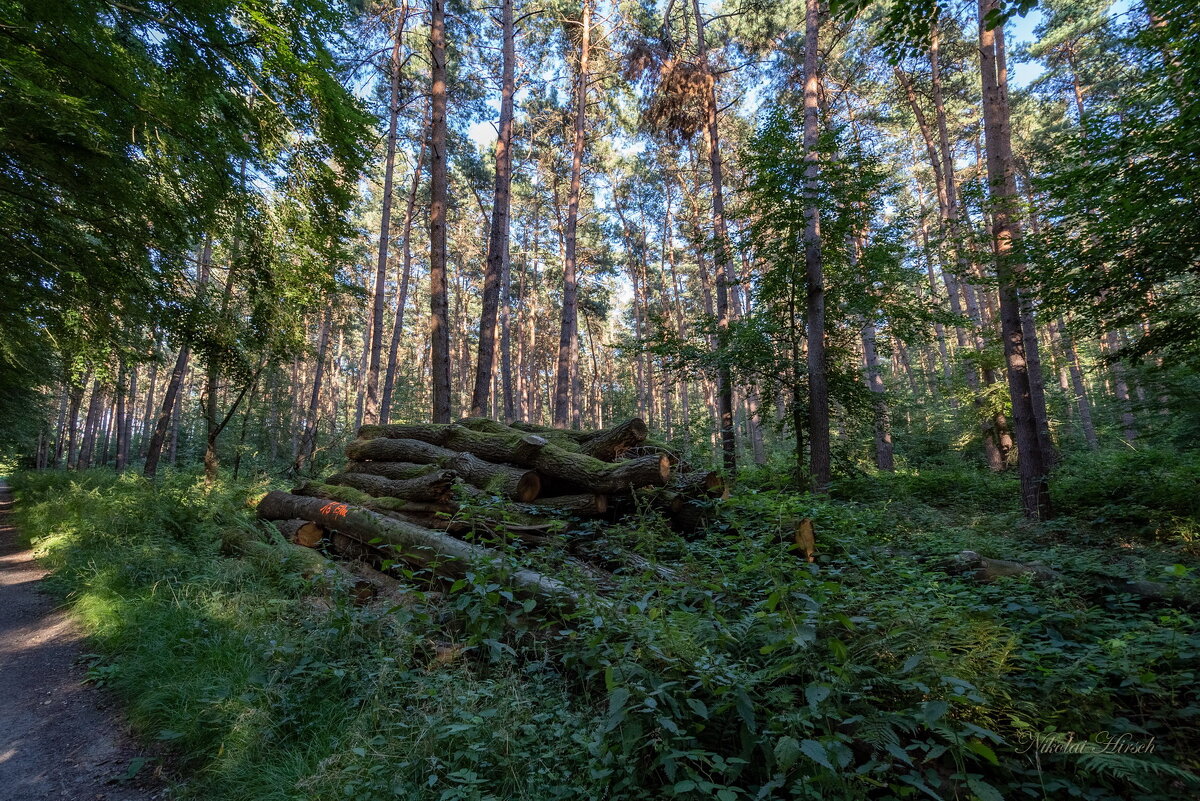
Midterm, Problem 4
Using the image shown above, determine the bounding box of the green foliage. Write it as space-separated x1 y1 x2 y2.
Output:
0 0 372 426
1051 447 1200 545
1030 0 1200 366
14 465 1200 799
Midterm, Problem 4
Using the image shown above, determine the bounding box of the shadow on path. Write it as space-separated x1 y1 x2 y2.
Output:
0 480 165 800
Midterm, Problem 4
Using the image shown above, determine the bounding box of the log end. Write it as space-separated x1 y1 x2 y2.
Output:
656 454 671 483
296 521 326 548
516 471 542 503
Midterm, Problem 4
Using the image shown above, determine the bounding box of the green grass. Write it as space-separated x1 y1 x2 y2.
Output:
10 454 1200 800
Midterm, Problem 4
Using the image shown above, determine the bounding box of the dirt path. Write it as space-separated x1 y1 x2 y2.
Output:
0 481 165 800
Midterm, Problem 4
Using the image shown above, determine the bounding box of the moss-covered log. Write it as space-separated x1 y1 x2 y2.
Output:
578 418 648 461
344 461 440 481
344 453 539 501
354 424 669 493
346 436 456 464
325 470 457 503
256 491 578 604
293 480 456 515
446 451 541 501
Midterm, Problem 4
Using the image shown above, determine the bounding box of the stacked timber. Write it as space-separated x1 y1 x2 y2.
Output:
256 417 725 604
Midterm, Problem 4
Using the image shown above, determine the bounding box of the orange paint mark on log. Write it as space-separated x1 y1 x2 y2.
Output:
319 502 349 518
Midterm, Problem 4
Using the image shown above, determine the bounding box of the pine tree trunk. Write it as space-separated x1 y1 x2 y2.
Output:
146 238 211 477
471 0 516 417
861 323 893 470
553 0 591 427
294 308 334 474
381 111 429 425
803 0 829 491
429 0 452 423
689 0 737 472
78 379 104 469
139 356 159 459
366 5 408 425
51 384 68 468
978 0 1051 519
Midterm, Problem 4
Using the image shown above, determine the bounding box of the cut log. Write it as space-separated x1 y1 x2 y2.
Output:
295 521 326 547
256 491 578 604
447 451 541 501
526 493 607 515
295 481 559 537
272 519 308 540
344 461 440 481
578 417 648 461
509 420 594 442
326 470 457 503
294 480 456 516
355 425 670 493
345 453 539 502
343 440 540 501
346 436 456 464
271 518 326 547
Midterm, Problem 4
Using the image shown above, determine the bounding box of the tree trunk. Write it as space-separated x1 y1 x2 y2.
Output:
978 0 1051 519
803 0 829 491
146 237 212 477
138 357 159 459
471 0 516 417
78 379 104 469
553 0 591 427
256 491 577 603
429 0 452 423
366 5 408 425
861 321 894 471
294 307 334 475
381 111 429 425
688 0 737 472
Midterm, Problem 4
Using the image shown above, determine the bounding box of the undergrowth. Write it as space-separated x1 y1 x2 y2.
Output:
10 451 1200 800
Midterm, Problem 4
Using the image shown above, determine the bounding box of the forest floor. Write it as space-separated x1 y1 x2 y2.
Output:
0 481 166 800
5 458 1198 800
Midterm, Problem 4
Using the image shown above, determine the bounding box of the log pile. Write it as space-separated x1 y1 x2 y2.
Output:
256 417 724 604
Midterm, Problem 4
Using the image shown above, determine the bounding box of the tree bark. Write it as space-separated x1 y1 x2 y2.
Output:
256 491 577 603
429 0 452 423
366 5 408 425
689 0 737 472
553 0 591 427
978 0 1052 519
381 110 429 425
293 307 334 475
470 0 516 417
326 469 459 503
803 0 829 491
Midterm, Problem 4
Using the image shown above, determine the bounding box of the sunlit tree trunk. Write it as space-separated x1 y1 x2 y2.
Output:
979 0 1051 519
